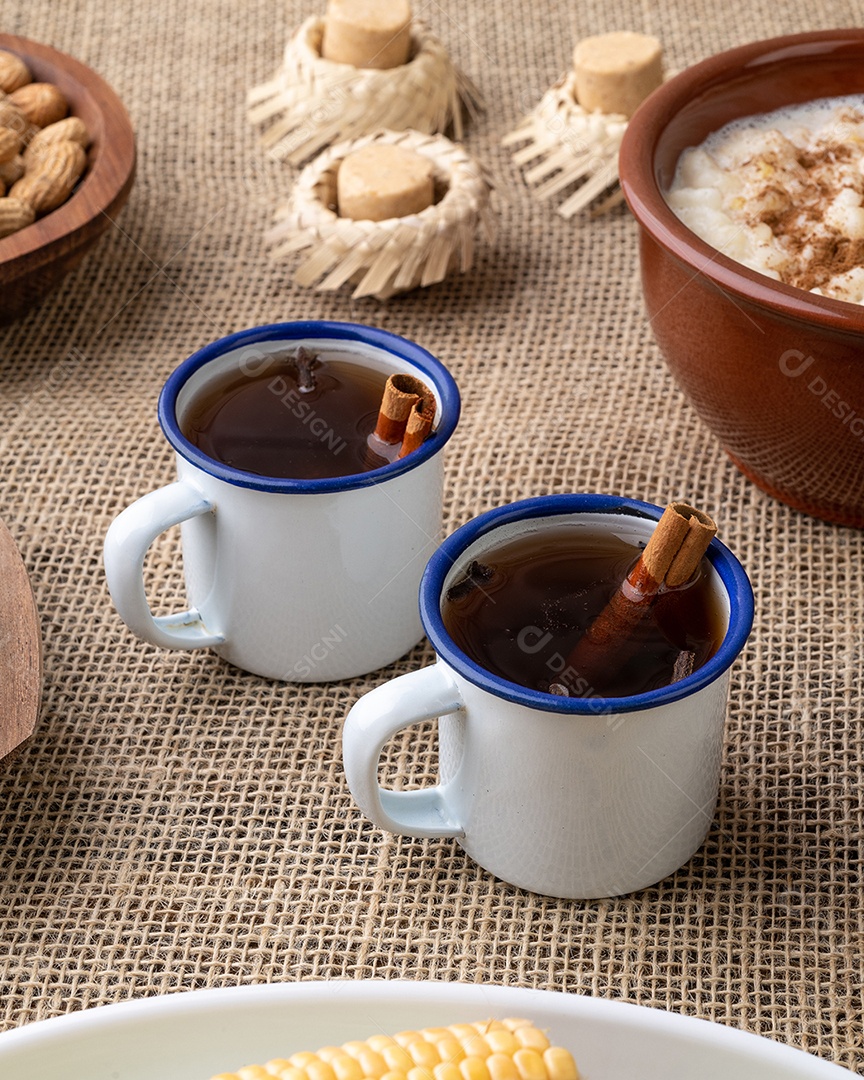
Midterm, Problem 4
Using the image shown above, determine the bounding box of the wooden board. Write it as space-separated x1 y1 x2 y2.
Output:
0 519 42 760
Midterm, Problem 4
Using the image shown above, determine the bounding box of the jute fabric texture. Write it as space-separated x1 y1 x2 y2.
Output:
0 0 862 1071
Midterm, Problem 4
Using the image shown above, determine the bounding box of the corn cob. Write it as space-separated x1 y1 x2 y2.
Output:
210 1018 580 1080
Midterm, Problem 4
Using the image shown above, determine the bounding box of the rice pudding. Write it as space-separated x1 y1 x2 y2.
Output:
666 95 864 304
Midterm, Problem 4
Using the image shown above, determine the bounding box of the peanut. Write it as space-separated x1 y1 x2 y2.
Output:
0 126 21 164
10 140 86 214
24 116 89 165
0 98 26 132
9 82 68 128
0 51 32 94
0 195 35 237
0 154 25 185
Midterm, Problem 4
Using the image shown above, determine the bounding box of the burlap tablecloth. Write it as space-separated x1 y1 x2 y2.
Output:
1 0 863 1070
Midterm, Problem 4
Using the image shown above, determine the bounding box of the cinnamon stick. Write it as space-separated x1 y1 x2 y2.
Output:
373 374 432 444
371 372 436 456
397 396 435 458
566 502 717 687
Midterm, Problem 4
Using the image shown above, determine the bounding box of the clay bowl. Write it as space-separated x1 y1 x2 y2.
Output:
0 34 135 322
619 29 864 529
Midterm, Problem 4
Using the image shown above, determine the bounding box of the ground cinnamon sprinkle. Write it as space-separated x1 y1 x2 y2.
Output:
745 136 864 291
667 98 864 304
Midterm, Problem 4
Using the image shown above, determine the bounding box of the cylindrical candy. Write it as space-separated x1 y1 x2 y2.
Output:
322 0 413 70
573 31 663 118
337 143 434 222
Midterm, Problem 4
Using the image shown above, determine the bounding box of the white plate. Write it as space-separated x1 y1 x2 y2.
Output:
0 980 853 1080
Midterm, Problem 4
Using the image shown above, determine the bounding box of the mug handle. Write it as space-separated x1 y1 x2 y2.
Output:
342 664 466 838
103 481 226 650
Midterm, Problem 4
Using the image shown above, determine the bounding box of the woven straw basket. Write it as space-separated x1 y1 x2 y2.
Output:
503 71 627 218
266 129 495 301
248 17 482 166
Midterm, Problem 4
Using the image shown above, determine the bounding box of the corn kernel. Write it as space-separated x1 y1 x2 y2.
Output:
513 1049 546 1080
368 1037 396 1054
394 1032 424 1049
485 1032 519 1057
344 1047 388 1078
433 1037 465 1066
408 1067 435 1080
513 1029 549 1053
211 1074 241 1080
276 1069 310 1080
448 1026 480 1043
472 1021 506 1034
380 1069 407 1080
238 1068 273 1080
318 1048 347 1063
459 1034 491 1060
407 1040 440 1070
381 1045 414 1072
291 1054 321 1071
459 1057 490 1080
420 1029 452 1043
486 1053 519 1080
308 1061 338 1080
499 1020 531 1033
331 1055 364 1080
265 1061 293 1074
543 1048 579 1080
433 1064 463 1080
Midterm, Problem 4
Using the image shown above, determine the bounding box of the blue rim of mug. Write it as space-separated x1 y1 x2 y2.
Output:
158 321 461 494
420 494 755 715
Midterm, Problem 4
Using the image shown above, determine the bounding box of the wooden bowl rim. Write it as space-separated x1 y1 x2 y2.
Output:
0 33 136 272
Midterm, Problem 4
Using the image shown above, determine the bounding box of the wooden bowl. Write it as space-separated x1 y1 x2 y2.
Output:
0 34 135 322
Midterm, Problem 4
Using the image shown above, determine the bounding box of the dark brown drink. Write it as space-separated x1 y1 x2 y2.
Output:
441 525 725 699
181 349 391 479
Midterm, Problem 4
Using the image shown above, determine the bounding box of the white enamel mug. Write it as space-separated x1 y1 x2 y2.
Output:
343 495 754 898
103 321 460 681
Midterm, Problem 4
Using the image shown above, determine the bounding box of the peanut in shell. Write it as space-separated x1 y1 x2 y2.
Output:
0 126 21 164
0 99 27 134
0 195 35 237
0 154 25 185
10 139 87 214
9 82 68 128
24 116 89 165
0 51 32 94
